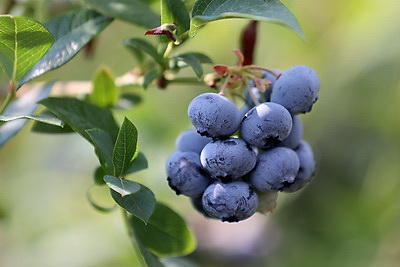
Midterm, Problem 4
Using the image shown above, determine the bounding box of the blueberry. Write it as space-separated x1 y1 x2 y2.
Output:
249 147 300 192
281 140 316 192
277 115 303 149
190 196 213 218
166 151 212 197
202 181 258 222
240 102 293 149
188 93 241 138
200 137 257 182
271 65 320 114
175 129 212 154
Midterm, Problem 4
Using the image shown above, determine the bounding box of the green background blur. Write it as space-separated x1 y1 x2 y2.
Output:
1 0 400 266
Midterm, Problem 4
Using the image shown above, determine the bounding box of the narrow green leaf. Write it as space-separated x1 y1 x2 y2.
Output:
104 175 141 196
89 66 120 108
31 110 74 134
39 97 119 143
143 70 161 89
18 9 112 87
0 82 54 147
87 129 114 174
112 117 138 177
85 0 160 28
124 38 163 64
161 0 191 35
172 52 213 79
0 114 64 127
189 0 304 38
108 179 156 223
130 202 197 256
0 15 54 84
124 152 148 176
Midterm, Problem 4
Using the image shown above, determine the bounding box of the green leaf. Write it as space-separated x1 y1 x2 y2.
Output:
0 113 64 127
161 0 191 35
107 177 156 223
124 152 148 175
0 82 54 147
124 38 163 64
143 70 161 89
104 175 141 196
18 9 112 87
39 97 119 143
87 129 114 174
31 109 74 134
112 117 138 177
85 0 160 29
0 15 54 84
134 235 165 267
189 0 304 38
172 52 213 79
130 202 196 256
89 66 120 108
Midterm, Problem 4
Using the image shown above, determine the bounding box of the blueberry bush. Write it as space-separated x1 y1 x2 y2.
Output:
0 0 321 265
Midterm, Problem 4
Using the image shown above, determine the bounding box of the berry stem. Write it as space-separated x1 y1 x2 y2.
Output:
163 41 174 58
218 75 231 96
243 79 260 106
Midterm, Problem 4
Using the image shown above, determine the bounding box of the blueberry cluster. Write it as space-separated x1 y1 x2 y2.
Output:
166 65 319 222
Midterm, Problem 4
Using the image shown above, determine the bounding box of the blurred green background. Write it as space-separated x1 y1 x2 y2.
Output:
1 0 400 266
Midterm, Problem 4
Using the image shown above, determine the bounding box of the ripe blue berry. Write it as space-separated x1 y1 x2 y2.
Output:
202 181 258 222
166 151 211 197
175 129 212 154
271 65 320 114
281 140 316 192
277 115 303 149
188 93 241 138
200 137 257 182
249 147 300 192
240 102 293 148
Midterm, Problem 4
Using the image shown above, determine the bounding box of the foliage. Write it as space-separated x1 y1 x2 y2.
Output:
0 0 304 265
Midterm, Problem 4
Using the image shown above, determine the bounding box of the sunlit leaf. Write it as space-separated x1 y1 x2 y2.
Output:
104 175 141 196
0 113 63 127
0 15 53 84
190 0 303 38
85 0 160 28
89 66 120 108
18 9 112 86
112 117 138 177
0 82 54 147
31 109 73 134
